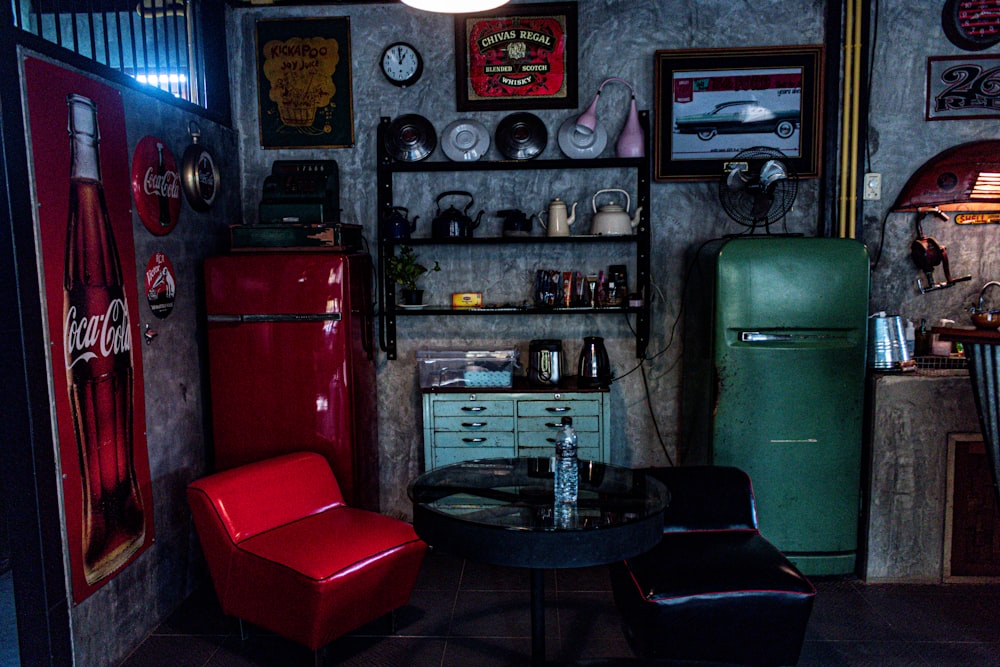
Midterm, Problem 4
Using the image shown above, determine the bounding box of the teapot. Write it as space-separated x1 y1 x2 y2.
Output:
590 188 642 236
497 209 536 237
382 206 418 240
431 191 484 239
537 197 577 237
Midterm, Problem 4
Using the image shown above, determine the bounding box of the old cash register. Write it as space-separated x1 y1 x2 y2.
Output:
230 160 362 251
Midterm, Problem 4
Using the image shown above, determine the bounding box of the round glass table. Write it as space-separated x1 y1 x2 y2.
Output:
408 457 669 666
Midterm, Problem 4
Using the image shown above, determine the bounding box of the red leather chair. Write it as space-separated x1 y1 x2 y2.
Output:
186 451 426 652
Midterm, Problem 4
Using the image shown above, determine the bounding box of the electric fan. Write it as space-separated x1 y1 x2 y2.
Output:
718 146 798 233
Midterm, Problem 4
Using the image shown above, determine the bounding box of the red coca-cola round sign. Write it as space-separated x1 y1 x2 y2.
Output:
131 135 181 235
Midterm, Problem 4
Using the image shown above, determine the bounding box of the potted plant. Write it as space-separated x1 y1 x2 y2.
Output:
386 245 440 306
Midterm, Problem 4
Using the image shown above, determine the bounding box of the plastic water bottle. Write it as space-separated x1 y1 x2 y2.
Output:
554 416 578 505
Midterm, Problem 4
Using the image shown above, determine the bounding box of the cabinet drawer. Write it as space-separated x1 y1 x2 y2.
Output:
517 399 600 418
434 431 515 449
517 416 599 433
432 399 514 417
433 447 515 468
434 416 515 432
519 430 603 449
518 445 602 461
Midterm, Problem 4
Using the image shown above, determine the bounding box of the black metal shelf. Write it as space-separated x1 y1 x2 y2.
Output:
394 306 641 316
377 112 652 361
386 235 638 246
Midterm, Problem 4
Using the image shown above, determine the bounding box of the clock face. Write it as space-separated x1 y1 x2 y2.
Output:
381 42 423 87
943 0 1000 51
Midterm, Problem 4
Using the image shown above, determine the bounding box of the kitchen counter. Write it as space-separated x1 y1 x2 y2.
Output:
863 370 979 582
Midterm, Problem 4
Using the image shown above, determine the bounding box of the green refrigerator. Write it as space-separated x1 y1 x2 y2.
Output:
681 236 870 576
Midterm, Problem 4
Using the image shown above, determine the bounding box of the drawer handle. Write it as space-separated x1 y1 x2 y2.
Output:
461 406 487 412
545 422 562 429
461 422 487 428
462 437 487 443
545 406 571 413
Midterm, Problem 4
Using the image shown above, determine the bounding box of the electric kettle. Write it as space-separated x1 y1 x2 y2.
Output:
528 339 563 386
577 336 611 387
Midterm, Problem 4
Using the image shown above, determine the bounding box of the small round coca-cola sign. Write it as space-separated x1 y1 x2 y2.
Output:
131 136 181 236
144 252 176 319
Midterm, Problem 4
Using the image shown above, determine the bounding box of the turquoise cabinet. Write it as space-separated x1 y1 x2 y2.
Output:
422 383 610 470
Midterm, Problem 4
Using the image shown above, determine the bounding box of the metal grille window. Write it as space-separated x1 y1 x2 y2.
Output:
11 0 205 106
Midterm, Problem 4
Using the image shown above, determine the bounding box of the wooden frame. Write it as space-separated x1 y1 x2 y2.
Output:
454 2 577 112
926 54 1000 121
653 45 823 181
255 17 354 149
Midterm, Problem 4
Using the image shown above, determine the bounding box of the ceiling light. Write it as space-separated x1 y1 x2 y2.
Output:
400 0 510 13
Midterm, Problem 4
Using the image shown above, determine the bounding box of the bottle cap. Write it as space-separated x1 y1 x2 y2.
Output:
561 416 572 426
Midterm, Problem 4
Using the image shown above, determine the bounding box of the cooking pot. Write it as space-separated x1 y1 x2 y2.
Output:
590 189 641 236
382 206 418 240
527 339 563 386
432 191 484 239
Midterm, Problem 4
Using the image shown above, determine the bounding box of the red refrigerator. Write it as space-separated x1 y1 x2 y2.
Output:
204 252 379 511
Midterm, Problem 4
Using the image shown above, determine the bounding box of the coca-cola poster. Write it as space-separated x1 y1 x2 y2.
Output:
131 135 181 235
23 57 155 603
454 2 577 112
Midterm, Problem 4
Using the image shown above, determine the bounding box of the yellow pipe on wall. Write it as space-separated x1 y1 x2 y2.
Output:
838 0 854 238
838 0 864 239
847 0 863 238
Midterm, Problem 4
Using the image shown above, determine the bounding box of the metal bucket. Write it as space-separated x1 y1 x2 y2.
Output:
868 313 912 370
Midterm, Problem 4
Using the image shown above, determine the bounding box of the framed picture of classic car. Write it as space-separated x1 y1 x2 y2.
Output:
654 45 824 181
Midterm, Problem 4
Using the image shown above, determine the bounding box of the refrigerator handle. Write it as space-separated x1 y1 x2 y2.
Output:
207 313 342 323
740 331 793 342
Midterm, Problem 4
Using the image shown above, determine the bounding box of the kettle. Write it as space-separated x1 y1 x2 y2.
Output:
590 189 642 236
382 206 418 240
577 336 611 387
497 209 536 237
432 191 484 239
537 198 577 237
528 339 563 386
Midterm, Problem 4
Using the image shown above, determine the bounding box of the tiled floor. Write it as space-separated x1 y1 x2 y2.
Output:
118 548 1000 666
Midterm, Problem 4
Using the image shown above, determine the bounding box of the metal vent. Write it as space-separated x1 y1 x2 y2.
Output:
11 0 204 106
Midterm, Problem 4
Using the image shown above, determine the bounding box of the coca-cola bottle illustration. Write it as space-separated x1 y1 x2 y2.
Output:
63 93 146 584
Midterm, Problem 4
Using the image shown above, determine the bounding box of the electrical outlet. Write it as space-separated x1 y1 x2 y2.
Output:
863 173 882 201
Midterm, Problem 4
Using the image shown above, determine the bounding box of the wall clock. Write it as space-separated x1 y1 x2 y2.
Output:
943 0 1000 51
381 42 423 87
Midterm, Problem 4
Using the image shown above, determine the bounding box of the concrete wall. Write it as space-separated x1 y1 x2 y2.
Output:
863 3 1000 325
227 0 829 519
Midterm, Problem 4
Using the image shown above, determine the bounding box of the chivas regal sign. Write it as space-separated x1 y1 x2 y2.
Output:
455 2 578 111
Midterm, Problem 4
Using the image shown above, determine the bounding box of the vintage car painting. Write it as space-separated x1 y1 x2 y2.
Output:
673 100 800 141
